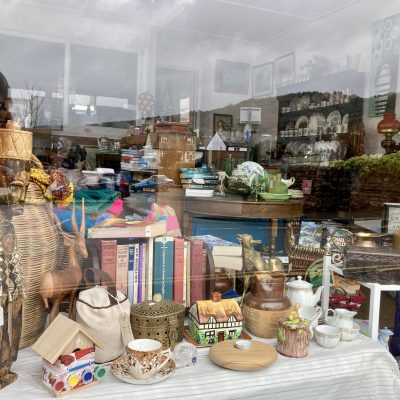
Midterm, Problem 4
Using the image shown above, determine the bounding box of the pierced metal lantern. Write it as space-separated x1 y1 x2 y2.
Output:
130 294 185 350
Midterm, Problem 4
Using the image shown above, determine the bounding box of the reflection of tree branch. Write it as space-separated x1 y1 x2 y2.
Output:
15 83 45 128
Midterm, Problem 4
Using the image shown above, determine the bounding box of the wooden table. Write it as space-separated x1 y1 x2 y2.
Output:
183 196 304 254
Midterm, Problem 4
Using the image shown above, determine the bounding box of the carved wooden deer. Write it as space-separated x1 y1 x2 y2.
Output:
40 199 87 322
237 234 270 305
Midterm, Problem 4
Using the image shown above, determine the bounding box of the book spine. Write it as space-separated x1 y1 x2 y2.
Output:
141 242 147 303
138 243 143 303
187 238 206 304
127 243 135 304
183 240 189 306
146 239 153 300
115 244 129 295
173 238 185 304
133 243 140 304
153 237 174 300
99 240 117 284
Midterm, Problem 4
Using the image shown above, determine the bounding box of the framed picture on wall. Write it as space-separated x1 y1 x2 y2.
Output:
215 60 250 94
383 203 400 233
275 53 295 88
213 113 232 132
253 62 274 97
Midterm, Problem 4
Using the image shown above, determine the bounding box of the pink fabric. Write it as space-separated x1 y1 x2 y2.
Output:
146 203 181 236
107 198 124 216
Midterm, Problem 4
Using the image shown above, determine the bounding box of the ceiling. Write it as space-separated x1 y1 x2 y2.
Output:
17 0 362 43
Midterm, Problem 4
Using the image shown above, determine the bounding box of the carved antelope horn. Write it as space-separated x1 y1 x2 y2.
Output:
71 200 78 233
80 198 85 235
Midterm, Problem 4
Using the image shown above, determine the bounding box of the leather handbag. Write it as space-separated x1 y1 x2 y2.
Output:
76 268 132 363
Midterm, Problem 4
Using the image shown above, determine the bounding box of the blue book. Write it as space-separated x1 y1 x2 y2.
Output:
153 236 174 300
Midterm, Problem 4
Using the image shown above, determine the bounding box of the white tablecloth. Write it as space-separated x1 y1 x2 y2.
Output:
1 335 400 400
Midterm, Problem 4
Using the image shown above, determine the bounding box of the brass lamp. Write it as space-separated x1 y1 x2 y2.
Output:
377 112 400 153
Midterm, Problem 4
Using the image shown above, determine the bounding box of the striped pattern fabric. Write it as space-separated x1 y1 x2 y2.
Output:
2 335 400 400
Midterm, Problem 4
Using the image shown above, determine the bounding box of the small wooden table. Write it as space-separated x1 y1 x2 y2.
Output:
183 196 304 253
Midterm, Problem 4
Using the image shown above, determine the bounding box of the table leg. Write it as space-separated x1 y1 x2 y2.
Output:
269 218 278 256
368 284 381 341
183 212 193 237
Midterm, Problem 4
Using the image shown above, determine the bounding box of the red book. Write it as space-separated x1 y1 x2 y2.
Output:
97 239 117 284
185 237 206 304
173 237 185 304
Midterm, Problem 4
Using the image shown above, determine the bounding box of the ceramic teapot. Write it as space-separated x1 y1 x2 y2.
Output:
285 276 324 308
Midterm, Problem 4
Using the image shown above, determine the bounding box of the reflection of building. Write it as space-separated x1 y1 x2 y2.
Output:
155 123 196 184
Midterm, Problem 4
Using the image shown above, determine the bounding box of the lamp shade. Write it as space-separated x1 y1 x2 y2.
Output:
377 112 400 135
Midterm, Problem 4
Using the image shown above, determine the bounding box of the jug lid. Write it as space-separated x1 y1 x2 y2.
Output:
287 276 312 289
379 327 394 336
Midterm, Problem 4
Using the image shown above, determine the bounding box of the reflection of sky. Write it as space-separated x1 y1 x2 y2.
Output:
0 0 398 128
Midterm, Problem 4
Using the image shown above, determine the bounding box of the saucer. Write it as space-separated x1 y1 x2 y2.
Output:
111 354 176 385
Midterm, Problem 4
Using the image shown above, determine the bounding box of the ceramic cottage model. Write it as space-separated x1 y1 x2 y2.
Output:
32 314 105 397
188 292 243 345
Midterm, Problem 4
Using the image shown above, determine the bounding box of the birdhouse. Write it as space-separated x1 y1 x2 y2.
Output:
32 314 105 397
187 292 243 345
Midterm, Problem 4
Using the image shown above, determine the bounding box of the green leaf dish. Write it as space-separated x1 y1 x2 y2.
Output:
259 192 292 201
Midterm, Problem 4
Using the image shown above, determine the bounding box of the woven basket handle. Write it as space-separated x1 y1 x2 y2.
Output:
83 267 118 306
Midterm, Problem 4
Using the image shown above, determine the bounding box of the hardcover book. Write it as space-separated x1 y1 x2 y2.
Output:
88 220 167 239
173 237 185 304
97 239 117 284
153 236 174 300
115 244 129 295
298 221 323 249
185 236 206 304
192 234 242 256
127 243 136 304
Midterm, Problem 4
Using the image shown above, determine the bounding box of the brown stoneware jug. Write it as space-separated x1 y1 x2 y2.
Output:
242 272 291 338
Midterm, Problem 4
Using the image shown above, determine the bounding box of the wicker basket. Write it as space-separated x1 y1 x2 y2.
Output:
287 220 325 277
130 296 185 350
12 180 61 348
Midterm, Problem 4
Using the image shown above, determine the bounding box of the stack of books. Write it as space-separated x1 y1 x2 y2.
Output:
180 166 220 197
120 148 142 171
193 234 242 271
89 220 209 307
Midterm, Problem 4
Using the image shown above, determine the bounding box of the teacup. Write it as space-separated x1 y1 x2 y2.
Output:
299 306 322 330
315 325 342 348
127 339 171 380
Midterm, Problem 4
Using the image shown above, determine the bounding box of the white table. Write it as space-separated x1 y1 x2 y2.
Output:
360 282 400 340
1 335 400 400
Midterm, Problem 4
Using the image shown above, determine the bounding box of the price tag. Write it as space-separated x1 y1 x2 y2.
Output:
119 312 134 346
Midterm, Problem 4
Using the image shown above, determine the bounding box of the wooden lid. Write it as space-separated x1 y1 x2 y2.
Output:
209 340 277 371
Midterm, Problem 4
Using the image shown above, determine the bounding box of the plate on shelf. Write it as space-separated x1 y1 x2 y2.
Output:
300 95 310 110
288 189 304 198
295 115 308 129
327 110 341 129
289 96 300 111
258 192 292 201
183 326 252 348
308 113 326 133
111 354 176 385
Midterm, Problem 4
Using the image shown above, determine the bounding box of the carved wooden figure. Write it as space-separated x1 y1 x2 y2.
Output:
40 199 87 322
237 234 270 305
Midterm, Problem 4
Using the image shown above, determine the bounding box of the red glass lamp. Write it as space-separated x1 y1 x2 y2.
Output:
377 112 400 153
